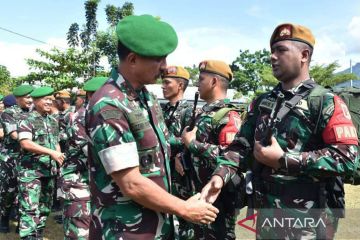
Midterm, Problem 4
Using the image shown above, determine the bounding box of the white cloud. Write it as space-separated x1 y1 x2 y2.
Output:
167 27 266 68
0 38 67 77
348 16 360 40
312 34 348 69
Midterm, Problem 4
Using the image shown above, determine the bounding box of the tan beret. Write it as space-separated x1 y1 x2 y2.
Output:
199 60 233 81
270 23 315 48
77 89 86 97
55 90 71 99
162 66 190 81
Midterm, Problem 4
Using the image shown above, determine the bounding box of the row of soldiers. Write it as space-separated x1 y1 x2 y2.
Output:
0 77 107 239
83 15 358 240
1 13 359 240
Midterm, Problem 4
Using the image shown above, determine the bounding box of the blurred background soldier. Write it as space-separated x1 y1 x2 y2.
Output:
58 77 106 239
18 86 65 239
0 86 33 233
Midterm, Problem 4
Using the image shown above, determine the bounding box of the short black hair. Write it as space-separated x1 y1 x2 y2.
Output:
117 40 132 61
294 41 313 65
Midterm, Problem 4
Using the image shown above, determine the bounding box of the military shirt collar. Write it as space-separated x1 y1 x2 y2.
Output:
273 78 316 97
202 99 229 112
164 99 188 112
115 73 149 101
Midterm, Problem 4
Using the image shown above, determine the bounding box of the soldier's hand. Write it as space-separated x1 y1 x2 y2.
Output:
182 193 219 225
50 151 65 166
182 126 197 147
200 175 223 204
175 153 184 176
253 136 283 169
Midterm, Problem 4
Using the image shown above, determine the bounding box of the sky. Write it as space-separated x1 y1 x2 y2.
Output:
1 0 360 77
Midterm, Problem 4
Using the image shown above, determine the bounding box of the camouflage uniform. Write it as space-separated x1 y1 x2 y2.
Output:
86 75 173 240
17 111 60 238
185 99 242 240
58 106 91 239
162 100 193 239
216 80 359 239
0 105 30 217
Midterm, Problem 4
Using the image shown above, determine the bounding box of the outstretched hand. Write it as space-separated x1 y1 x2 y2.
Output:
200 175 224 204
182 193 219 225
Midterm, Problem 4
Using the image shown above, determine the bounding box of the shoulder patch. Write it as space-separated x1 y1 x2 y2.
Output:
100 110 121 120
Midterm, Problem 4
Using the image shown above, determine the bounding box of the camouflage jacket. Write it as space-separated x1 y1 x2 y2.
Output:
162 99 192 155
18 111 60 177
61 106 88 176
86 75 172 239
217 80 359 208
187 99 242 189
58 106 75 148
0 105 30 156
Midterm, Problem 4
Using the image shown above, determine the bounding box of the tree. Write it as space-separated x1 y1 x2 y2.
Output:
25 0 134 90
310 62 358 87
26 48 99 90
0 65 13 95
230 49 271 94
185 65 200 86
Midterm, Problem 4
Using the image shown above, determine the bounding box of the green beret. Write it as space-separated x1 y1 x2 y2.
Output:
30 86 54 98
0 94 3 101
83 77 108 92
116 14 178 57
13 85 34 97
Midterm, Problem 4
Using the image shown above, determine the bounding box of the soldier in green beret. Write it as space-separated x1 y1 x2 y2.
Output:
17 86 65 239
0 85 33 233
86 14 218 239
58 77 106 239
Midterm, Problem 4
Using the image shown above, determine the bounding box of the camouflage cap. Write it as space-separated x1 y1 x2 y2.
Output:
83 77 108 92
54 89 71 99
116 14 178 57
13 85 34 97
30 86 54 98
270 23 315 48
199 60 233 81
162 66 190 81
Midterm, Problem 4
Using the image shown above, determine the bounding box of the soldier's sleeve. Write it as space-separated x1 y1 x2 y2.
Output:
89 103 139 175
279 93 359 177
18 118 33 141
1 110 17 135
212 101 257 184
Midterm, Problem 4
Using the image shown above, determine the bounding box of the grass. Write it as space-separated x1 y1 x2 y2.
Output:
1 185 359 240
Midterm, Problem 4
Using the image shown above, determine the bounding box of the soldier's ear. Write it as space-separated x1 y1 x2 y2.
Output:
301 48 310 64
127 52 138 66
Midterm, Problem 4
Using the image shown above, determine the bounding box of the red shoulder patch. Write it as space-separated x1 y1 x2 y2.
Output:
322 96 358 145
218 111 242 146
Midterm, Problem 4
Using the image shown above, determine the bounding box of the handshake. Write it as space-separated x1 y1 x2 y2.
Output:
181 175 224 225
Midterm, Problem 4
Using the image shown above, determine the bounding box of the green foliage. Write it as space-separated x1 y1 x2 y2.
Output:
230 49 271 94
26 48 97 90
260 65 278 90
67 23 80 48
310 61 358 87
0 65 14 95
25 0 134 91
185 64 200 85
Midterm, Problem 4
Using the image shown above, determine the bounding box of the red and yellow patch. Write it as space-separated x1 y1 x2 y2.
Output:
322 96 358 145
